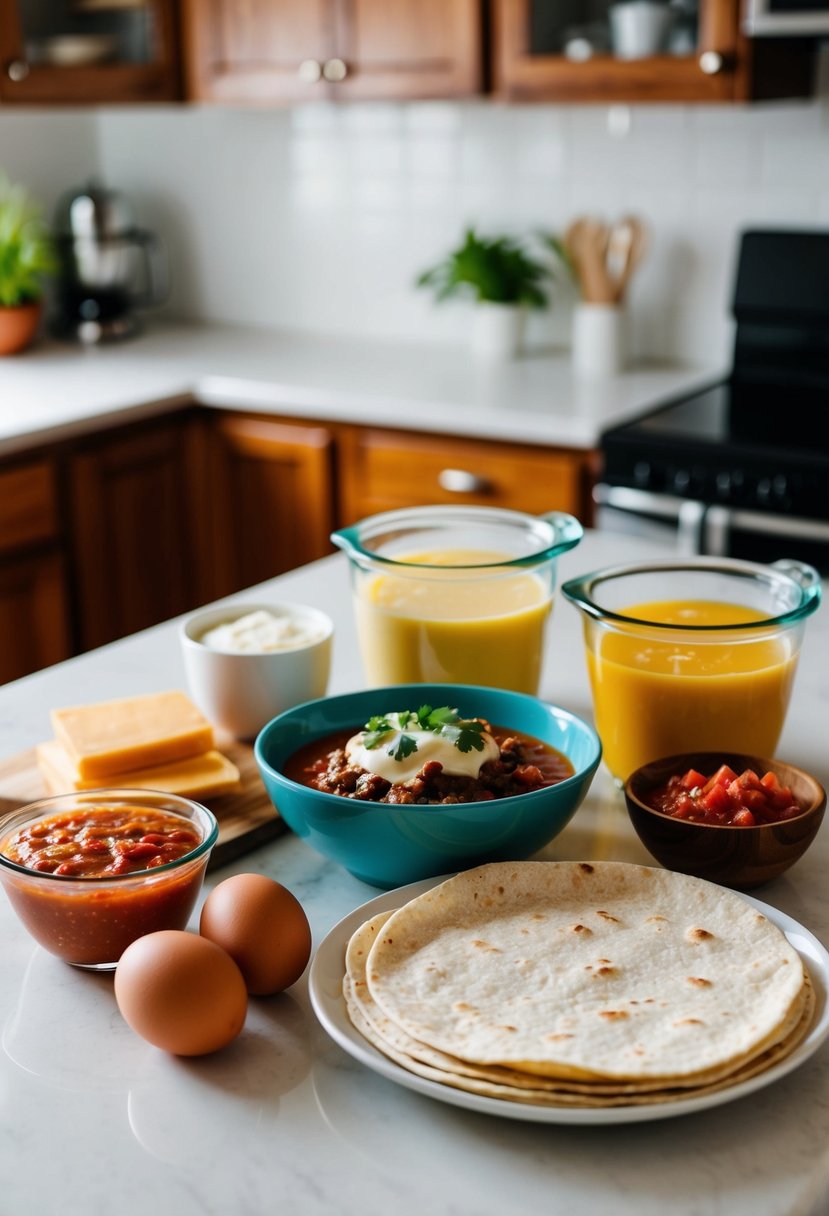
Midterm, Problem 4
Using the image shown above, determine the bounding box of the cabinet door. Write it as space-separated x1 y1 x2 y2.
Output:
0 0 179 104
338 428 593 524
206 414 335 597
69 421 201 651
333 0 481 100
491 0 813 103
0 554 71 685
183 0 338 102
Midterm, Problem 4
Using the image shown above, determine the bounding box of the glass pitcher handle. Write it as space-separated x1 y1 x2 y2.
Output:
771 559 822 609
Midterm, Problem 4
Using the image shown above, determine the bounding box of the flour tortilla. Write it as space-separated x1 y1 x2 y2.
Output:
343 971 814 1109
344 903 813 1106
364 862 808 1084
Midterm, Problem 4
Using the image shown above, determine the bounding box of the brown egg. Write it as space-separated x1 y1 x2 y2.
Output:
199 873 312 996
115 930 248 1055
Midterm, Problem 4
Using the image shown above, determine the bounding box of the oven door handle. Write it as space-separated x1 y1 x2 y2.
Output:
593 484 706 553
705 505 829 555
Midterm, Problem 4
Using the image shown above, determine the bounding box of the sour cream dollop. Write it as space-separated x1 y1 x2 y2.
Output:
200 610 324 654
345 711 500 784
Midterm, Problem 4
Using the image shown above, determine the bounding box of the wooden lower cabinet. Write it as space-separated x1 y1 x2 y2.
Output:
0 553 71 685
204 413 336 598
338 426 595 524
1 407 598 680
68 419 205 651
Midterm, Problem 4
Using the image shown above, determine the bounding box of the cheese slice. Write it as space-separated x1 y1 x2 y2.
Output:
51 691 215 780
37 739 241 799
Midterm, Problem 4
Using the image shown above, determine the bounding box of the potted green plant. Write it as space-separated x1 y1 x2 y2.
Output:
0 174 55 355
416 227 550 359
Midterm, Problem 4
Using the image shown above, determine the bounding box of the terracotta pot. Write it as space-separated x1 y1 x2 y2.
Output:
0 301 42 355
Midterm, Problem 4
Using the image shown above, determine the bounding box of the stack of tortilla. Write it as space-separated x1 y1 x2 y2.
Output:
342 861 814 1108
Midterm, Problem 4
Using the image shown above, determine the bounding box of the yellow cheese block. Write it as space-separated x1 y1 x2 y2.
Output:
37 739 241 799
51 690 215 780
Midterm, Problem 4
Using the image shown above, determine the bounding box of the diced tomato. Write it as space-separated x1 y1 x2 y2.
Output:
703 765 738 794
647 764 805 827
680 769 708 791
701 782 731 815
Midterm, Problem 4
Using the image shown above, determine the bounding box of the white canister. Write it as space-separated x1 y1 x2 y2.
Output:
571 303 626 378
609 0 675 59
470 302 527 360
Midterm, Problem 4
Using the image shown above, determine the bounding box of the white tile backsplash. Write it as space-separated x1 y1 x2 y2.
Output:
1 60 828 365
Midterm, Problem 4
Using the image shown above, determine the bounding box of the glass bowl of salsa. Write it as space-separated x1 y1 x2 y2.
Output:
624 751 826 889
0 791 218 969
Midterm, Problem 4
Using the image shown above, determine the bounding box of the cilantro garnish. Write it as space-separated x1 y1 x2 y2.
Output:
360 706 487 763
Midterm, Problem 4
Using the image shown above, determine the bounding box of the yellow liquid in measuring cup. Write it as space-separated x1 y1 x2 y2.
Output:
354 549 552 694
587 599 798 780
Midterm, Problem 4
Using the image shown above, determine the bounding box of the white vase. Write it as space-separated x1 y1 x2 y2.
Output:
572 302 626 378
470 303 526 360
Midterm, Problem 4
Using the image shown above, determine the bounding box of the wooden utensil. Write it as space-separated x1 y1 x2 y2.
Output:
565 217 614 304
605 216 647 303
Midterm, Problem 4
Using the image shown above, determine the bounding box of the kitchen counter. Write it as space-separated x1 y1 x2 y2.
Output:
0 323 720 457
0 529 828 1216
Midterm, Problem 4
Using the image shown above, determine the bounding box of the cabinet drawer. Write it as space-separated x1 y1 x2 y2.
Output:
340 429 589 521
0 460 59 555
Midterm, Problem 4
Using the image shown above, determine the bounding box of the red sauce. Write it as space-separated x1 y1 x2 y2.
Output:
5 807 201 877
647 765 804 827
284 724 574 804
0 805 207 966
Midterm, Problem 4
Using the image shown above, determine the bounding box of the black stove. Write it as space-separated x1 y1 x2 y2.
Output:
598 230 829 569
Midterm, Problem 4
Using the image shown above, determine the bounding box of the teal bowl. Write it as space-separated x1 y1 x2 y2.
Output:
254 684 601 889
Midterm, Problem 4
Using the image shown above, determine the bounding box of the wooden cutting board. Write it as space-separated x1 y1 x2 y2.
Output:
0 739 286 871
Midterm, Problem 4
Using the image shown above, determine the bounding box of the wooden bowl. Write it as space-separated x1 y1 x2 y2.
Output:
625 752 826 890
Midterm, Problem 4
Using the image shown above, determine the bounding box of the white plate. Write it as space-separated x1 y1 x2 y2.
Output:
308 876 829 1125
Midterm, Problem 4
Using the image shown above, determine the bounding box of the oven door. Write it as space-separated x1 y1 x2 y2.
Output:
593 485 707 555
704 506 829 574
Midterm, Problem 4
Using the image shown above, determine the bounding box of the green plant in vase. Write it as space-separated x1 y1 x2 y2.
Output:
0 173 56 355
416 227 551 359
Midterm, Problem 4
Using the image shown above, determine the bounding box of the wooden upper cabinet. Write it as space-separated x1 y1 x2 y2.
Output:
0 0 179 104
491 0 815 103
332 0 482 100
183 0 335 103
183 0 482 102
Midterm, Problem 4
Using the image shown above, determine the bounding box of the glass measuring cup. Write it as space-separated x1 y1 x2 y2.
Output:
331 506 583 695
562 558 821 781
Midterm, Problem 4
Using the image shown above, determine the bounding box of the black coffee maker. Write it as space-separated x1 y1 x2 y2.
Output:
53 180 167 343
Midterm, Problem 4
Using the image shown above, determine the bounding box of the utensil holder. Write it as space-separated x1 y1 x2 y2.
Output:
572 303 625 378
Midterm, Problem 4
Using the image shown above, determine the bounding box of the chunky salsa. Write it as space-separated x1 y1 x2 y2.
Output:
285 723 574 805
0 804 208 967
647 765 804 827
4 806 202 877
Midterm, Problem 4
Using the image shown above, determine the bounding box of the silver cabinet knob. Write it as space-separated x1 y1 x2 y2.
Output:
699 51 724 75
437 468 493 495
322 57 348 82
6 59 30 82
298 59 322 84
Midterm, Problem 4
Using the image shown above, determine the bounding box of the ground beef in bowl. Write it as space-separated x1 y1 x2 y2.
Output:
283 725 574 805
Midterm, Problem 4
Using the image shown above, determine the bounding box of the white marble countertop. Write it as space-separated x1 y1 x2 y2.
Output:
0 322 720 458
1 529 827 1216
